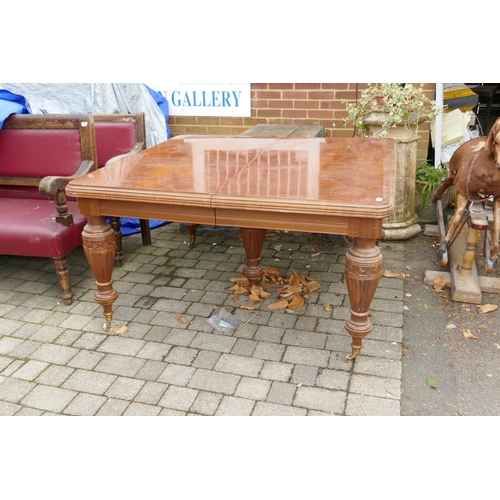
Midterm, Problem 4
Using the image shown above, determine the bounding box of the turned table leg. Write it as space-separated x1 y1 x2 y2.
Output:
184 223 200 247
239 228 267 287
344 237 383 361
82 216 118 330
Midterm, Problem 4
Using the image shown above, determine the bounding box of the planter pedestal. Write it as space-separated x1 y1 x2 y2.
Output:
364 112 422 240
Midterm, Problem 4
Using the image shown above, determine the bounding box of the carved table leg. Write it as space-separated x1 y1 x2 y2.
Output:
240 228 267 287
344 237 383 361
82 216 118 330
184 223 200 247
109 217 123 268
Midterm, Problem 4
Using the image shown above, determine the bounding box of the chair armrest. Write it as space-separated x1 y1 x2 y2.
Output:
104 142 145 166
39 160 95 197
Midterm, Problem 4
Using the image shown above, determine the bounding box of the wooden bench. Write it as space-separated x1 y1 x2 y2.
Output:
0 114 97 304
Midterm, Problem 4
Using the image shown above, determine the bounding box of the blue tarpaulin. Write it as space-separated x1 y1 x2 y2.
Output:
0 84 171 236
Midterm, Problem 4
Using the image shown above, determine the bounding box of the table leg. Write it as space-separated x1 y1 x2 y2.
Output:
82 216 118 330
240 228 266 286
344 237 383 361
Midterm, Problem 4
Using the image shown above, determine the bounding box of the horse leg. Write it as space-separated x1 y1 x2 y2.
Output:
437 194 468 260
490 196 500 267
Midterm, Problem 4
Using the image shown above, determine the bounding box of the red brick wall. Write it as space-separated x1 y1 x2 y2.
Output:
168 83 436 161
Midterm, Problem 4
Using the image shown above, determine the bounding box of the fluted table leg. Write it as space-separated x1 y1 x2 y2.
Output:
240 228 267 287
344 237 383 360
82 216 118 330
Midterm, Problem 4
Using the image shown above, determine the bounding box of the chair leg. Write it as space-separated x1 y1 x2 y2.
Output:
140 219 152 246
109 217 123 267
53 256 73 305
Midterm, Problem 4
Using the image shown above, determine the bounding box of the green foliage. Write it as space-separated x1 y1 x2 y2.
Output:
415 161 448 208
342 83 442 137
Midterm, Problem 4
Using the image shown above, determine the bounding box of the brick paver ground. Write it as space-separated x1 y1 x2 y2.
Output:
0 223 405 416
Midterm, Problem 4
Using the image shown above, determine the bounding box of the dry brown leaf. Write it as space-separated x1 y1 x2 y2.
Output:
304 280 321 294
323 303 331 312
249 294 261 302
383 270 404 278
495 343 500 349
177 315 188 324
263 267 280 275
240 303 256 310
267 299 289 310
477 304 498 314
288 294 305 310
112 325 128 334
433 275 447 292
229 277 249 286
462 330 477 339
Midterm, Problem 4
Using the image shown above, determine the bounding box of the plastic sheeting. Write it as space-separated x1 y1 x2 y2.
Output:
0 89 31 127
0 83 168 146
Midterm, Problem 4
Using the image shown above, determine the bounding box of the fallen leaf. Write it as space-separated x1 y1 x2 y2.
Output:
433 275 447 292
177 315 188 324
249 294 261 302
477 304 498 314
323 303 331 312
462 330 477 339
427 378 438 388
240 303 256 310
267 299 289 310
287 294 305 310
383 270 404 278
446 323 457 330
304 280 321 294
112 325 128 334
495 343 500 349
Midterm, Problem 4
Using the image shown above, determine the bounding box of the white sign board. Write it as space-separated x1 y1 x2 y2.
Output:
146 83 251 117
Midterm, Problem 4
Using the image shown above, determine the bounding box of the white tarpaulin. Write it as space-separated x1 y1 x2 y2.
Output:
0 83 168 147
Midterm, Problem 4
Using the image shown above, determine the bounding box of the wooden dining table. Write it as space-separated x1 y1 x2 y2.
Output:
66 135 396 360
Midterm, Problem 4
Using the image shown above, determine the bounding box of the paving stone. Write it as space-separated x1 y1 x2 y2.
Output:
0 400 21 416
192 350 221 370
235 377 271 401
254 326 285 343
252 401 307 416
345 393 400 416
97 336 146 356
293 386 347 414
190 332 236 353
29 344 79 365
266 381 297 405
158 385 198 411
72 332 107 350
353 356 402 380
164 329 197 347
157 364 195 386
283 346 330 368
12 360 49 381
105 377 145 400
188 369 240 395
94 354 147 377
215 396 255 416
214 353 263 377
315 369 350 391
136 342 172 361
349 373 401 400
190 391 223 416
252 342 285 361
259 361 293 382
63 393 107 416
35 365 74 387
123 402 162 416
231 338 257 357
62 369 117 395
135 381 168 405
0 356 13 372
1 360 24 376
21 385 77 413
291 365 318 386
0 377 35 403
58 314 94 330
10 340 42 359
0 337 24 355
159 408 186 416
165 346 198 365
15 407 44 416
67 350 106 370
96 398 130 416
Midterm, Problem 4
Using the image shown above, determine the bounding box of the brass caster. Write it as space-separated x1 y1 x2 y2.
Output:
345 352 357 362
103 315 113 331
188 237 197 248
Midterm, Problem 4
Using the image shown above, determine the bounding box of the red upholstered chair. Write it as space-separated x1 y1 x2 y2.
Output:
0 114 97 304
93 113 150 266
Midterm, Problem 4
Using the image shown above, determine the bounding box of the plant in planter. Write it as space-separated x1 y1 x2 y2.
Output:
341 83 442 240
415 161 450 223
343 83 442 137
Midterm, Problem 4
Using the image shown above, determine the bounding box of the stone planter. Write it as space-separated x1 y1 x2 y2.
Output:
363 110 425 240
415 179 452 224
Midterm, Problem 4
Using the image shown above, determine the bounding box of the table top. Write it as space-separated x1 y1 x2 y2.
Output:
67 135 396 219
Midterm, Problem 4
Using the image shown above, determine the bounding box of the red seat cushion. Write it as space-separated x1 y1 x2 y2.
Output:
0 199 86 258
95 122 136 167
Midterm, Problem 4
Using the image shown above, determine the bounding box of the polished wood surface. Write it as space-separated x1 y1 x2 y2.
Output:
67 135 397 359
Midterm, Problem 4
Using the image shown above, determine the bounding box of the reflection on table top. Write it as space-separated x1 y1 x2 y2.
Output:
67 135 396 218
